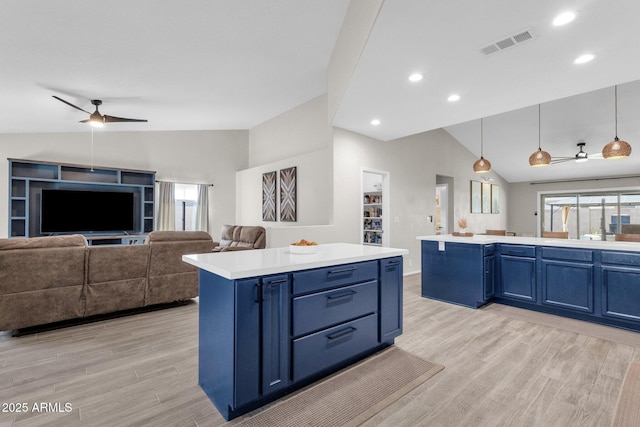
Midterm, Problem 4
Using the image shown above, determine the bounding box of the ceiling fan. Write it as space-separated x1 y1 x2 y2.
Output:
52 95 147 127
550 142 603 164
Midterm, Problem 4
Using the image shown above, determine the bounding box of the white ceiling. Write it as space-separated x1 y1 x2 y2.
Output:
3 0 640 184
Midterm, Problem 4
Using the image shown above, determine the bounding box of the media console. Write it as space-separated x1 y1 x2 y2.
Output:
8 159 155 240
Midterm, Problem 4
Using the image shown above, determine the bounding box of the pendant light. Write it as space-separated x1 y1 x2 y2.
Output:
529 104 551 167
602 85 632 159
473 118 491 173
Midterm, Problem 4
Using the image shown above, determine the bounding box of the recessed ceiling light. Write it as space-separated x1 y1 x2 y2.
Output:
553 11 576 26
574 53 595 64
408 73 423 82
371 119 381 126
447 94 461 102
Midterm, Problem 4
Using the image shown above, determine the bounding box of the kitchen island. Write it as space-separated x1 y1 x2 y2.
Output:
418 234 640 332
183 243 408 420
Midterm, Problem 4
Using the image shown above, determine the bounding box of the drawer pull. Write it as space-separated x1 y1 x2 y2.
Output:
265 278 288 285
328 267 357 275
327 290 357 300
326 327 357 340
385 261 401 267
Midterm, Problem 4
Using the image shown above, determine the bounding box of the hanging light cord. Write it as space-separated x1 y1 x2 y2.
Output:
480 118 484 156
90 127 95 172
614 85 619 139
538 104 542 149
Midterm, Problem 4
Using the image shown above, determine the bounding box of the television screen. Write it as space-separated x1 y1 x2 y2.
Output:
41 189 136 233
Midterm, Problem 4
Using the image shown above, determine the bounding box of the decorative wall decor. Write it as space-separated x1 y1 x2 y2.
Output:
470 180 500 214
279 166 297 221
470 181 481 213
481 182 492 213
262 171 277 221
491 185 500 213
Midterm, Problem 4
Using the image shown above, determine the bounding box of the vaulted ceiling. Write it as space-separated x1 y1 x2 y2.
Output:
3 0 640 183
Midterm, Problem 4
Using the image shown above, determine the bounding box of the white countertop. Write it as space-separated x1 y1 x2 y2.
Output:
182 243 409 279
417 234 640 252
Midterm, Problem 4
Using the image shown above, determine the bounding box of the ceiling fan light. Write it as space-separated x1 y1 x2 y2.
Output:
473 157 491 173
529 148 551 167
89 111 104 128
602 137 632 159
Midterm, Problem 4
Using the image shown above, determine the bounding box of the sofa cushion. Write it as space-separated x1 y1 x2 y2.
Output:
216 225 266 250
0 235 87 294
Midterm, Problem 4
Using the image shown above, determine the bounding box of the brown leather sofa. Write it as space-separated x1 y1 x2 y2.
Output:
213 224 266 252
0 231 214 332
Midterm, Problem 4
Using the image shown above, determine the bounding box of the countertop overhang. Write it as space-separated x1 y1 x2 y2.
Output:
183 242 409 279
417 234 640 252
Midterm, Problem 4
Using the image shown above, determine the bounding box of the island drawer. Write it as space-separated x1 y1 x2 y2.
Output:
541 247 593 262
292 260 378 296
601 251 640 267
500 244 536 257
292 313 378 382
292 280 378 337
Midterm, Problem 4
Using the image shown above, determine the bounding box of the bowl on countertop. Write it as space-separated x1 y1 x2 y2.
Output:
289 244 318 254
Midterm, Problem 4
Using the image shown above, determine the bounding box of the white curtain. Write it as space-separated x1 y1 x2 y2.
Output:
195 183 209 232
156 181 175 231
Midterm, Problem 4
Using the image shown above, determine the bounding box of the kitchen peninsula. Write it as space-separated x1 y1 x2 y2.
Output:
183 243 408 420
419 234 640 332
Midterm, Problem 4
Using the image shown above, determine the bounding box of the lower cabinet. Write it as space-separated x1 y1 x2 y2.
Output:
380 257 403 341
261 275 291 395
198 257 403 421
500 245 536 302
421 241 495 308
601 251 640 322
540 247 594 313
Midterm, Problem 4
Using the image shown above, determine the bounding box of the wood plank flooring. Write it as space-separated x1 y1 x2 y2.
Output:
1 273 638 426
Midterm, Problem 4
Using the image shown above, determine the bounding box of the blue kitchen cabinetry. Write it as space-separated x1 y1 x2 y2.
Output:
499 244 537 303
600 251 640 322
540 247 594 313
421 240 496 308
421 240 640 332
198 257 403 421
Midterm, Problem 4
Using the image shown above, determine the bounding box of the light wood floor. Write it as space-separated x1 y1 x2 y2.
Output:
1 274 638 427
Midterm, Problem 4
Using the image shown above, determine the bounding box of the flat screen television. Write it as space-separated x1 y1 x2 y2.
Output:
41 189 136 234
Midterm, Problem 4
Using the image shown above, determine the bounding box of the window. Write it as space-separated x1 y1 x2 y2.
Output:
541 189 640 240
174 183 198 231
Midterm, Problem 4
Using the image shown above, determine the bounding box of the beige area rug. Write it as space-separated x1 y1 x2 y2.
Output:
612 361 640 427
232 346 444 427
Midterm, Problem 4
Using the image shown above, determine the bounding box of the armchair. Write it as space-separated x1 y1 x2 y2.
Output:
213 225 266 252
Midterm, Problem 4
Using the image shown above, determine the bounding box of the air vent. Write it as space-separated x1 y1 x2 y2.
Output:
480 29 535 56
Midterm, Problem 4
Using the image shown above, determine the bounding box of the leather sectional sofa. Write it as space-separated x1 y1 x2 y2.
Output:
0 231 214 332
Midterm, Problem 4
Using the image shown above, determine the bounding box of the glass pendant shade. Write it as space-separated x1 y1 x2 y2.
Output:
603 137 631 159
529 148 551 167
473 157 491 173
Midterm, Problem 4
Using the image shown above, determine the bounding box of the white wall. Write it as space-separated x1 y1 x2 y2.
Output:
0 130 249 239
249 95 331 167
508 177 640 236
242 93 337 247
333 127 510 274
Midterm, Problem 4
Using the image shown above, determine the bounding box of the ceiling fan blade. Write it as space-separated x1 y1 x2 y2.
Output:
550 157 574 164
52 95 91 114
103 115 148 123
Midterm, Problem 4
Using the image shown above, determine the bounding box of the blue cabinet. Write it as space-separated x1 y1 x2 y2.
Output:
198 257 402 421
261 275 291 395
380 256 403 341
540 247 594 313
421 241 495 308
601 251 640 322
500 245 536 302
